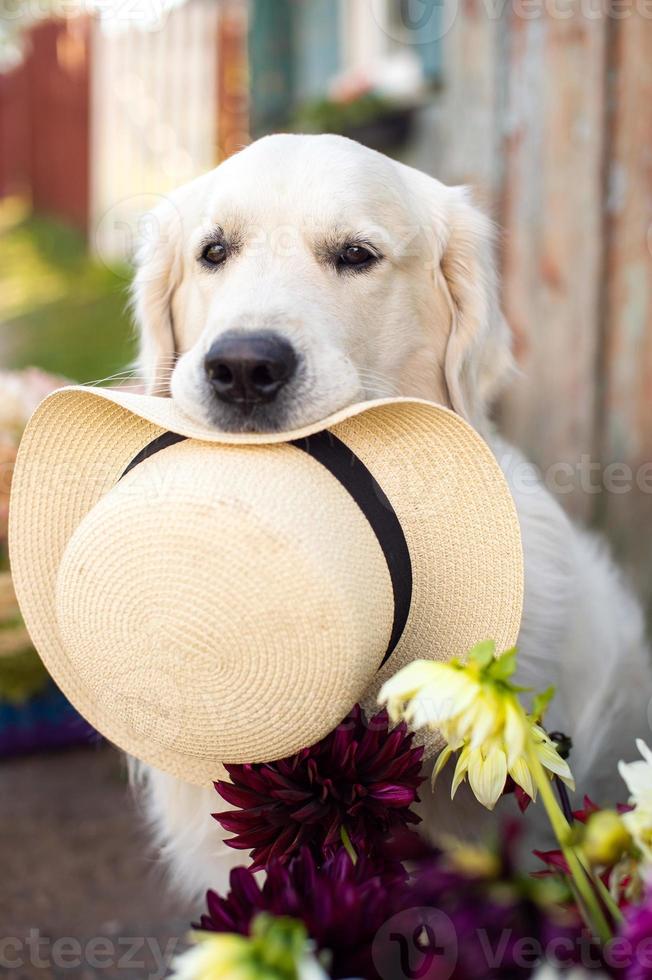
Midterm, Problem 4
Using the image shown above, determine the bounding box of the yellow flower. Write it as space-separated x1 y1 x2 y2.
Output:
582 810 632 866
379 641 574 811
169 916 327 980
441 838 501 878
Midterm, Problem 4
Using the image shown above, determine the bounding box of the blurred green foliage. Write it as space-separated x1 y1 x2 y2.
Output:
1 202 135 383
293 91 396 135
0 647 49 703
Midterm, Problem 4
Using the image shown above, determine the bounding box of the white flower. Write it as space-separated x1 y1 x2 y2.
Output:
619 740 652 862
0 375 28 435
296 956 331 980
168 917 328 980
379 642 574 811
619 739 652 806
168 935 246 980
0 369 68 438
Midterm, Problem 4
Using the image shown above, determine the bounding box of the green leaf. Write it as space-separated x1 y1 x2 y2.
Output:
487 647 518 683
0 647 50 703
531 686 556 723
251 914 309 976
340 824 358 865
467 639 496 670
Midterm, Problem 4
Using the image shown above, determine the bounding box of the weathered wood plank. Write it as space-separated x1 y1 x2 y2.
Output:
498 14 608 522
406 0 504 203
599 15 652 614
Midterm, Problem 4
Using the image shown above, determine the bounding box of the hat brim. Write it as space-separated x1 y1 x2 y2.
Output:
10 387 523 784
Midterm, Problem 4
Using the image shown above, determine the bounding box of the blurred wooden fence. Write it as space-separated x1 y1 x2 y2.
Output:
0 18 91 230
416 4 652 613
90 0 221 261
0 0 249 258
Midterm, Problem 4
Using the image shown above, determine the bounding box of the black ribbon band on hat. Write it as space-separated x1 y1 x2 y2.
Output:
120 431 188 479
291 431 412 667
120 430 412 669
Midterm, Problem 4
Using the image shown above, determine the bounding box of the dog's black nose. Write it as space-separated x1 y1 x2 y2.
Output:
205 332 298 407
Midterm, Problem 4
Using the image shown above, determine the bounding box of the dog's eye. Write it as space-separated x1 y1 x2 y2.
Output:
201 242 228 267
338 245 376 270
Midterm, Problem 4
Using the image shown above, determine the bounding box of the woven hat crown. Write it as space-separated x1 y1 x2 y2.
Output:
55 438 395 767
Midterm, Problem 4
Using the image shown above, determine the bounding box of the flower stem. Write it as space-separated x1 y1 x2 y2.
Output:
554 775 574 825
574 848 624 926
340 825 358 865
594 873 624 926
527 744 612 944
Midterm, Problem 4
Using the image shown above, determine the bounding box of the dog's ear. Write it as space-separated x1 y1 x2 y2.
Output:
130 196 184 395
435 187 514 427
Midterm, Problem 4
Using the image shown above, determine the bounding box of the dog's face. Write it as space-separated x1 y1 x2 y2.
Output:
133 134 512 432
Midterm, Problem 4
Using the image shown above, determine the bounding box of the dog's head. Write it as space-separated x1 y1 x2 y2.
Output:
132 133 512 432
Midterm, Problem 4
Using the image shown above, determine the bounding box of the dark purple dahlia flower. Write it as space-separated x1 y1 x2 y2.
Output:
213 705 424 869
197 847 405 979
614 889 652 980
376 823 592 980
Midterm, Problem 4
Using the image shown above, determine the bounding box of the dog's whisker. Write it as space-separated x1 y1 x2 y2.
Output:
356 370 402 396
80 364 180 389
80 372 144 387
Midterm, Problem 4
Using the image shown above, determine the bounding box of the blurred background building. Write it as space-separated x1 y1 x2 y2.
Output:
1 0 650 967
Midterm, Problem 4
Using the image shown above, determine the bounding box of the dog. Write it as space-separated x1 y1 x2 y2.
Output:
128 133 652 899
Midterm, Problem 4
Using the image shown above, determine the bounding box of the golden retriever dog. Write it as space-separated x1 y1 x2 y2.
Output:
129 133 652 898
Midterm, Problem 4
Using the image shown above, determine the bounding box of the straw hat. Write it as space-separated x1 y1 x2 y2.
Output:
9 387 523 785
